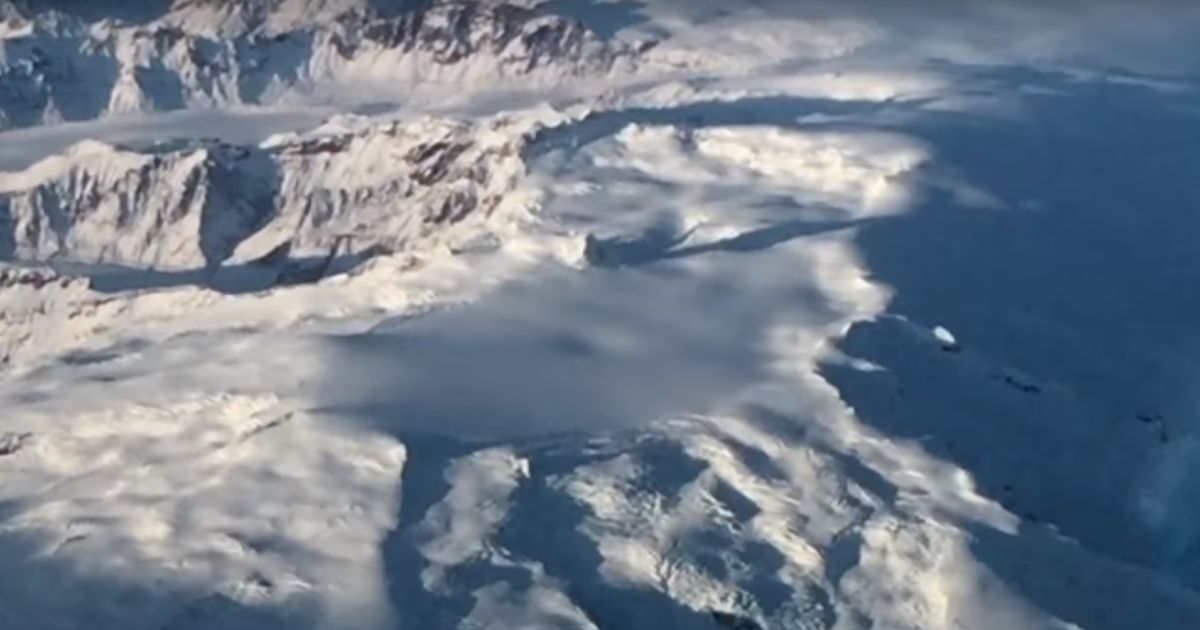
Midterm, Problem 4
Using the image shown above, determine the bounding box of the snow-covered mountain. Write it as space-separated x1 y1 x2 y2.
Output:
0 0 641 131
2 2 1200 630
0 114 529 270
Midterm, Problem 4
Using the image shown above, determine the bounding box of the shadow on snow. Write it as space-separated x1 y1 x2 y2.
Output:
821 64 1200 628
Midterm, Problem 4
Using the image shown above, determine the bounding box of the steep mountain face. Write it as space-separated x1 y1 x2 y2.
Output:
3 0 432 31
0 0 640 131
0 114 529 270
0 139 280 269
163 0 427 35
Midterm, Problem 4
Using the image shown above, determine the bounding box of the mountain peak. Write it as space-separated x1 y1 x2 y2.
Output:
0 0 635 132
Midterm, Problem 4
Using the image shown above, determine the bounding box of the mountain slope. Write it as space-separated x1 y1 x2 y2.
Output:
0 114 529 270
0 0 642 131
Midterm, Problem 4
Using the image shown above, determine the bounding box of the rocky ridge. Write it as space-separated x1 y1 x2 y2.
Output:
0 0 647 130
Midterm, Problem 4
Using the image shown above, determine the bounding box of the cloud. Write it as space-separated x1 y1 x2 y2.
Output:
636 0 1200 74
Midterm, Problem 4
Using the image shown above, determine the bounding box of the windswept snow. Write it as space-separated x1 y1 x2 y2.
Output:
2 2 1200 630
